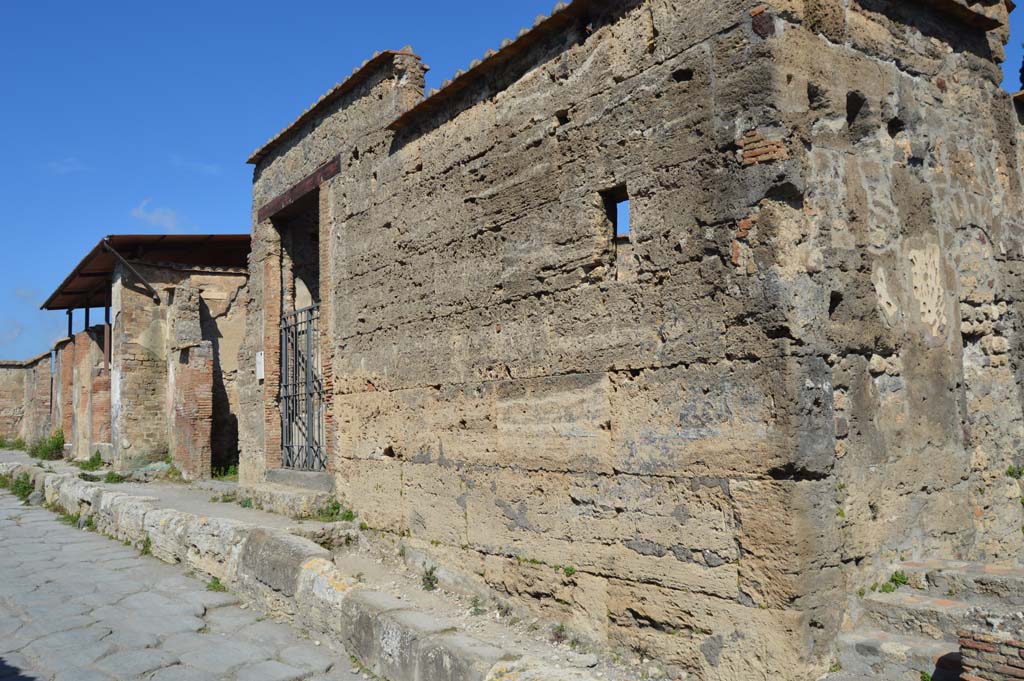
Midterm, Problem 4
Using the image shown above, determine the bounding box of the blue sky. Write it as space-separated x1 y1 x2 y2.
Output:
0 3 1021 359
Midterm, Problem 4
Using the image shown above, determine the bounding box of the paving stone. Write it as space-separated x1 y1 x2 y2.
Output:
160 633 215 655
94 649 179 677
102 628 161 649
232 660 307 681
176 589 241 612
204 607 261 633
0 616 23 638
0 633 34 656
120 590 204 617
278 644 336 673
149 665 223 681
235 620 303 648
52 670 113 681
177 639 268 673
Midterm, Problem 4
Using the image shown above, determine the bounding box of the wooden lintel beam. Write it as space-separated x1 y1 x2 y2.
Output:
256 156 340 223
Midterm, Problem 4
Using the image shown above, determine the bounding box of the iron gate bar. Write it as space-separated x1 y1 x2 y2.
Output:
280 304 326 472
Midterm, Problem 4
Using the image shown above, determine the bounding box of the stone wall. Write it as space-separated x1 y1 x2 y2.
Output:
0 353 52 443
111 262 247 475
241 0 1022 678
771 0 1024 578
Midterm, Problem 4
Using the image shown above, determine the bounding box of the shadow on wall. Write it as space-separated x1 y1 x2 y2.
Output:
0 657 43 680
199 298 239 471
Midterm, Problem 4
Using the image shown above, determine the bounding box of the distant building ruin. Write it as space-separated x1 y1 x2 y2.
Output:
0 235 251 479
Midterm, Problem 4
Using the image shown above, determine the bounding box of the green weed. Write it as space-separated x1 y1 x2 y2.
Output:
140 534 152 556
212 464 238 481
75 451 103 472
890 570 909 588
29 431 64 461
421 566 438 592
206 577 227 592
103 472 126 484
314 500 356 523
11 473 33 501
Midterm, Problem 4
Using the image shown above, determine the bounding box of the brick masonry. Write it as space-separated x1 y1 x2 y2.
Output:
960 630 1024 680
169 342 214 480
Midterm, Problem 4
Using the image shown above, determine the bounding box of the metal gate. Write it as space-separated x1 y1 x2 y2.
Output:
280 305 326 471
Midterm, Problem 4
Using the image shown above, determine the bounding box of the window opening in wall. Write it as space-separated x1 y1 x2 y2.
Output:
601 185 636 281
602 185 631 239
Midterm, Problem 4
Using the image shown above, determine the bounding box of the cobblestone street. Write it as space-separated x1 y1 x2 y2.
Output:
0 492 361 681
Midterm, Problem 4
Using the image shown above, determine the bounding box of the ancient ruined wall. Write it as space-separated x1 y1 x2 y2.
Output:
247 2 839 679
23 354 52 443
244 0 1023 677
112 262 247 474
0 364 27 438
765 0 1023 583
0 353 52 443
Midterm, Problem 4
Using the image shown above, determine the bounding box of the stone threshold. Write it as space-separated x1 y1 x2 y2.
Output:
0 460 606 681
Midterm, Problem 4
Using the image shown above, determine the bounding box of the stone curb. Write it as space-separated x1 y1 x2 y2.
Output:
0 462 598 681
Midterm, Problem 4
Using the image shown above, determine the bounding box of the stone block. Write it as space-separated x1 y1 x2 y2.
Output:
238 529 329 598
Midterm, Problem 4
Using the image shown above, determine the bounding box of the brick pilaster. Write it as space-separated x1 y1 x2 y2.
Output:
262 222 283 471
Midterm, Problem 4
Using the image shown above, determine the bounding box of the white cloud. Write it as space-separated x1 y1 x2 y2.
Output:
0 322 24 348
46 157 87 175
171 153 222 176
13 288 37 304
131 198 181 232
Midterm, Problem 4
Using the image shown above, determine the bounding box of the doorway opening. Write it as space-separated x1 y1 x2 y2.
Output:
274 192 326 472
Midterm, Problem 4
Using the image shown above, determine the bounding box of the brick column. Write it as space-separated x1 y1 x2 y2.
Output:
170 342 213 480
262 221 283 471
318 186 336 472
90 370 111 449
59 339 74 438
